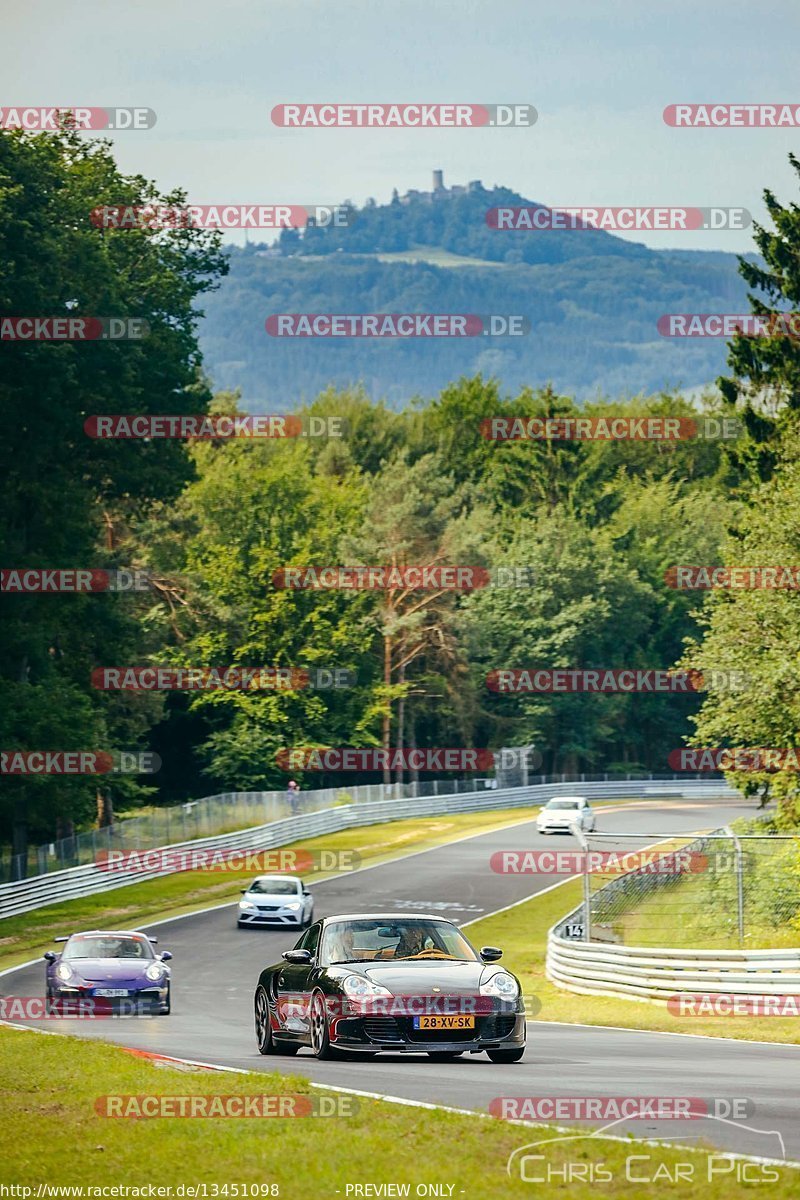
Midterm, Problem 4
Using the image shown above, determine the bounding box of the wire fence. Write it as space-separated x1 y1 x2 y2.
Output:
0 776 494 882
575 827 800 950
0 767 730 884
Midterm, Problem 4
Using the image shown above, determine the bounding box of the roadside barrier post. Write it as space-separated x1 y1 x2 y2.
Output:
725 824 745 945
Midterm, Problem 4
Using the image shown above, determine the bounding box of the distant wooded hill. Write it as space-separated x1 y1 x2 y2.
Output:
197 181 752 407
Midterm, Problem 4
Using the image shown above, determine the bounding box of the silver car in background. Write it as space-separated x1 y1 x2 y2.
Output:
237 875 314 929
536 796 596 834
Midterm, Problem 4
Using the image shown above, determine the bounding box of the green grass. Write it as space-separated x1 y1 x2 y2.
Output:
615 870 800 950
466 880 800 1044
1 1025 796 1196
0 805 544 970
374 246 504 268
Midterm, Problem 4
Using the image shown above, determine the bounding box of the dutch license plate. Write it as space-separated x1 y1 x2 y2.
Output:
94 988 129 997
413 1014 475 1030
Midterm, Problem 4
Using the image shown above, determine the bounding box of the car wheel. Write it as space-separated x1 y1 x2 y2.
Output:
486 1046 525 1063
255 985 278 1054
426 1051 464 1060
160 984 171 1015
309 990 338 1060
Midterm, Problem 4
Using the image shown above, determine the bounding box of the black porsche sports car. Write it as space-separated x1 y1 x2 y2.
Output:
253 913 526 1061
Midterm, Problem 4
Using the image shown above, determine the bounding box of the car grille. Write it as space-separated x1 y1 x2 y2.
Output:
363 1017 404 1042
481 1013 517 1040
257 905 280 912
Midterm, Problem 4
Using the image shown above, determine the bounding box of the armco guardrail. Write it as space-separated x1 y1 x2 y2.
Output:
0 777 737 919
546 936 800 1001
546 822 800 1001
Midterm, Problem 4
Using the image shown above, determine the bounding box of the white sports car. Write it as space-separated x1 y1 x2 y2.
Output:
536 796 596 834
237 875 314 929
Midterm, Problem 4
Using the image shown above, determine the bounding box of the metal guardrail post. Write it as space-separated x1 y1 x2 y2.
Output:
724 824 745 946
573 825 591 942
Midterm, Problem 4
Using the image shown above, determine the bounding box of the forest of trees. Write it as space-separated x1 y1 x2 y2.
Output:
3 128 800 865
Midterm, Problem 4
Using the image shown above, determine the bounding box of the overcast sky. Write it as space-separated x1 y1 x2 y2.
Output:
4 0 799 250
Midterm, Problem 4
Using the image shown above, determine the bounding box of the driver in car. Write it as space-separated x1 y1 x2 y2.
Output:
329 925 357 963
97 938 122 957
394 927 432 958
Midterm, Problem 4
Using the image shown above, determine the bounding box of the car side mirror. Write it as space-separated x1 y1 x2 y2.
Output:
281 949 312 964
302 889 311 896
480 946 503 962
43 951 57 962
159 951 173 962
240 889 247 894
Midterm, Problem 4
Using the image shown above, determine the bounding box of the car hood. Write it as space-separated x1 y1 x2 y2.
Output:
57 958 155 981
342 960 500 994
244 892 300 903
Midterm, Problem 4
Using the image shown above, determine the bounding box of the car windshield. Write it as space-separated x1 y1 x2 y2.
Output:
247 878 300 895
62 935 154 961
547 801 581 810
321 919 480 965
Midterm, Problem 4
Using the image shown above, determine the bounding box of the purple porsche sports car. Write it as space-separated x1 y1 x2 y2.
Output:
44 930 172 1015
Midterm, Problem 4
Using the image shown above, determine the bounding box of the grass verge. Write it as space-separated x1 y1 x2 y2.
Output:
1 1024 795 1196
466 880 800 1044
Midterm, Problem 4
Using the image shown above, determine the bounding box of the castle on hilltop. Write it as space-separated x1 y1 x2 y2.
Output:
395 170 483 205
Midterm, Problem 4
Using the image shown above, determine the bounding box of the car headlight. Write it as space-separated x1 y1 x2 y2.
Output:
145 962 165 982
341 975 392 999
284 902 302 911
480 972 519 998
239 901 257 910
55 963 73 982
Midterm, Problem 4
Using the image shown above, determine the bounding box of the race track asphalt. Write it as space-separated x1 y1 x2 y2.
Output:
4 796 800 1163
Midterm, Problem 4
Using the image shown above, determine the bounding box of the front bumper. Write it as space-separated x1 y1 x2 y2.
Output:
48 985 169 1014
329 1007 527 1053
238 908 305 926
